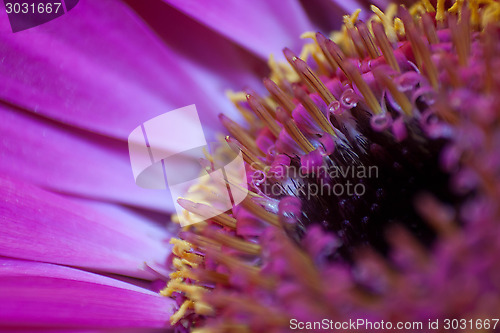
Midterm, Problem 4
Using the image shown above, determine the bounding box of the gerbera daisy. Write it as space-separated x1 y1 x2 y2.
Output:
0 0 374 330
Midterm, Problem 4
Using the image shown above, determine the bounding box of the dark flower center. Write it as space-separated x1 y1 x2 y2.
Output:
289 109 463 261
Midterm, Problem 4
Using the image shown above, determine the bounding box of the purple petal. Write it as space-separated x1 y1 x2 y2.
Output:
0 259 174 328
0 0 253 140
0 104 173 212
300 0 392 34
161 0 314 59
299 0 351 33
0 176 170 280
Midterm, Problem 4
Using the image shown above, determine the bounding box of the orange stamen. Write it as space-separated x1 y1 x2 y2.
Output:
247 94 281 137
372 21 401 72
263 78 296 115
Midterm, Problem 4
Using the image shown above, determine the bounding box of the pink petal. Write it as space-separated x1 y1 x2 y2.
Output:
0 176 170 280
161 0 315 59
299 0 361 33
325 0 372 16
0 0 256 140
0 104 174 212
0 259 174 328
0 4 11 32
300 0 392 33
125 0 270 128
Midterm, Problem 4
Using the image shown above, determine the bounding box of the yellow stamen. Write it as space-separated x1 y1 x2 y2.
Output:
481 1 500 28
170 300 194 325
194 301 214 316
263 78 296 116
166 280 207 301
344 9 361 28
268 54 299 84
436 0 446 21
372 21 401 72
171 255 201 272
421 14 439 44
170 238 204 266
394 18 405 35
373 68 413 116
219 114 262 156
246 94 281 137
344 16 367 58
299 40 330 76
226 136 266 171
357 21 380 59
205 229 261 255
469 0 480 26
161 277 182 297
315 32 340 72
300 31 316 40
409 3 427 16
226 90 257 125
294 85 336 136
241 197 280 227
183 232 221 251
331 9 361 56
292 57 336 105
283 49 316 93
371 5 398 43
277 107 316 153
177 198 237 229
170 238 192 256
448 0 464 15
342 61 382 114
406 27 439 89
421 0 436 12
322 37 349 76
450 9 471 67
191 268 230 285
